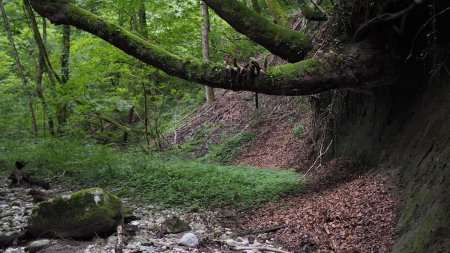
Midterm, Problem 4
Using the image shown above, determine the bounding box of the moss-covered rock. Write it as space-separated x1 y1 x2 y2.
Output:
162 216 191 234
28 188 123 238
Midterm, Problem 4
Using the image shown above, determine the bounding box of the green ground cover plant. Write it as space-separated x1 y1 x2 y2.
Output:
1 138 301 209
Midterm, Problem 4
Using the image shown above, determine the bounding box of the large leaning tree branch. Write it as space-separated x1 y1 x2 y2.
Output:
29 0 395 96
203 0 311 62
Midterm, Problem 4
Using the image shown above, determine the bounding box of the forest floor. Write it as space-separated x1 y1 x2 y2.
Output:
1 91 403 253
166 90 403 253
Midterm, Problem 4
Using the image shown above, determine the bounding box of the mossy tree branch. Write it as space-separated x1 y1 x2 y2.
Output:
203 0 311 62
29 0 393 96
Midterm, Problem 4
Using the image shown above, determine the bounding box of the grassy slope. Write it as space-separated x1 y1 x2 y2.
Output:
0 139 300 209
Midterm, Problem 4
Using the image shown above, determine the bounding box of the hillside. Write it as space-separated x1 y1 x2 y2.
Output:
166 91 403 252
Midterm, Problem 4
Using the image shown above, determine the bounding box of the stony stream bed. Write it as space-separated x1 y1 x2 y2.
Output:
0 180 288 253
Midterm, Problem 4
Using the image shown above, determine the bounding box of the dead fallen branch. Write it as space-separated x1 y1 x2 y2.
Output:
115 225 124 253
239 224 287 236
145 239 175 249
8 161 49 189
233 246 291 253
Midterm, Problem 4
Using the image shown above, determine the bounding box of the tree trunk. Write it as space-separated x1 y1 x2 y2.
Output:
200 1 215 104
121 106 135 146
142 83 150 148
23 0 56 136
1 0 38 136
138 1 148 39
23 0 62 85
57 24 71 135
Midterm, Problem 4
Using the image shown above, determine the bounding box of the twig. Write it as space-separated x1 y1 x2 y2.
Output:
169 90 228 143
233 246 291 253
146 239 175 249
323 223 331 235
238 224 287 236
311 0 326 16
407 5 450 61
354 0 422 41
302 140 333 179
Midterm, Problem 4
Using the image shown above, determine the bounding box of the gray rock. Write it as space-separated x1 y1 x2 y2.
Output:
225 239 238 247
2 210 13 217
28 188 123 238
106 235 117 246
28 239 51 253
179 233 199 247
5 247 25 253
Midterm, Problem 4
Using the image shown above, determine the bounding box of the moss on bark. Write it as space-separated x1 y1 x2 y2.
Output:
29 0 391 96
204 0 311 62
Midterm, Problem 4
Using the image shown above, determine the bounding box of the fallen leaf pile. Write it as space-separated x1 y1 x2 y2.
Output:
239 159 402 253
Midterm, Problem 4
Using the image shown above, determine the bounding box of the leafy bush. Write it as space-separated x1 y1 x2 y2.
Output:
292 123 306 139
0 138 301 209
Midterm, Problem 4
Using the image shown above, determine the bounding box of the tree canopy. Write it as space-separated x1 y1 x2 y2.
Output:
28 0 392 96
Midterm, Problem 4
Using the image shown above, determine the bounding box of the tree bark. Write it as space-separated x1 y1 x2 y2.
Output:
200 1 215 104
23 0 62 85
138 1 148 39
203 0 311 62
121 106 135 146
61 25 70 84
57 24 71 134
142 83 150 148
1 0 38 136
23 0 56 136
29 0 394 96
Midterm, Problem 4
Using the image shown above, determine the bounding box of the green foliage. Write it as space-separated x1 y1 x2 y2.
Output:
0 0 269 146
0 138 301 209
292 123 306 139
265 0 288 26
297 96 310 109
206 131 257 164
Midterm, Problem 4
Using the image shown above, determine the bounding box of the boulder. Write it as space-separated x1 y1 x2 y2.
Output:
28 239 51 253
28 188 123 238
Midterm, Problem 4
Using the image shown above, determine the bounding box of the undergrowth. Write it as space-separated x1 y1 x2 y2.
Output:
0 138 300 209
204 131 257 164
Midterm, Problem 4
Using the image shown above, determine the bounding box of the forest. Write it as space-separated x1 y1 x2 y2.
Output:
0 0 449 252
